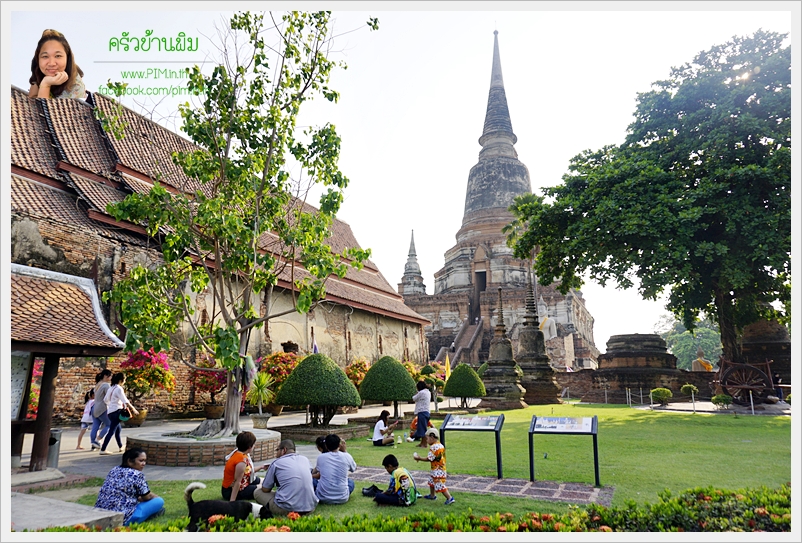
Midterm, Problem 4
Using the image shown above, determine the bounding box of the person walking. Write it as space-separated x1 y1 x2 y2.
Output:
90 369 112 450
76 389 94 449
413 427 455 505
100 372 138 455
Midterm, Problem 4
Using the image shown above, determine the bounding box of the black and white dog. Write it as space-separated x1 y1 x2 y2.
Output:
184 482 265 531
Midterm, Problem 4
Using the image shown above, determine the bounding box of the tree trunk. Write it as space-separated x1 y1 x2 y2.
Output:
393 400 399 419
221 370 242 436
715 287 741 363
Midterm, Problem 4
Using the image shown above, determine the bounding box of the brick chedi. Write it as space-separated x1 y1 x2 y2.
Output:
401 31 599 371
516 273 562 404
477 288 527 410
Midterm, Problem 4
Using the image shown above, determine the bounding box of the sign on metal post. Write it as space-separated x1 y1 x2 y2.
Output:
440 413 505 479
528 415 600 487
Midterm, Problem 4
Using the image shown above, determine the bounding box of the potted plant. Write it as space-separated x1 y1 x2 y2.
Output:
246 372 276 429
120 348 176 425
191 353 228 419
258 352 299 416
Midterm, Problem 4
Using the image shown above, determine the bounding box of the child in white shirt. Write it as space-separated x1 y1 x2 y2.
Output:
76 389 94 449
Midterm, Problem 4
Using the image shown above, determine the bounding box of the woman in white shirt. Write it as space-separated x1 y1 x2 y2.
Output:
100 372 139 455
372 410 398 446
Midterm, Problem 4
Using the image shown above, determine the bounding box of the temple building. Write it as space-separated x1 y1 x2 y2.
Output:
400 31 599 370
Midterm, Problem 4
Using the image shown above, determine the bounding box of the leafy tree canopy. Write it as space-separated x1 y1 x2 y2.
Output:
655 314 722 371
103 11 377 435
508 30 790 363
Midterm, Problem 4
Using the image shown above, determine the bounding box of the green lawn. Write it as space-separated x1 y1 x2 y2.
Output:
73 404 791 528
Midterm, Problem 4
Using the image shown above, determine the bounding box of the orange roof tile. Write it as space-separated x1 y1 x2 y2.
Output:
10 87 61 179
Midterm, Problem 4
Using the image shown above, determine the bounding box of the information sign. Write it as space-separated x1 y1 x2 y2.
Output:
440 413 505 479
528 414 600 487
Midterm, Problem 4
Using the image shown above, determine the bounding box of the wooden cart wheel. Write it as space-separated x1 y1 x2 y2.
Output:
721 365 770 405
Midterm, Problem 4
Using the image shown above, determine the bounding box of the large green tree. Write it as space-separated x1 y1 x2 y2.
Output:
508 30 790 363
105 12 377 436
655 314 722 371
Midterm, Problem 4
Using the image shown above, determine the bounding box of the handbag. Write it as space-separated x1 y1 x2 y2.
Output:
118 406 132 422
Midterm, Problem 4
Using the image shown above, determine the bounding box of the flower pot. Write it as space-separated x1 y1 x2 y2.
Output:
204 404 225 419
125 408 148 427
250 413 272 429
265 403 283 416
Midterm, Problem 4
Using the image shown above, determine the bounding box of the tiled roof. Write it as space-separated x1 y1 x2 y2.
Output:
93 93 202 194
68 172 129 215
11 264 124 349
10 87 61 179
11 173 141 245
44 97 118 179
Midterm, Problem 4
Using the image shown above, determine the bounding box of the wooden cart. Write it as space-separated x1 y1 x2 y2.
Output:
712 356 775 405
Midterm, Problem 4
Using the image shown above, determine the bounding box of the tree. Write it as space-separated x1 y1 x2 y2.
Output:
655 314 722 371
508 30 790 363
358 356 417 419
442 363 486 408
274 354 361 426
104 11 377 436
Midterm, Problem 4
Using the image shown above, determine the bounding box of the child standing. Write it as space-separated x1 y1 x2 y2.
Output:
76 389 94 449
413 427 455 505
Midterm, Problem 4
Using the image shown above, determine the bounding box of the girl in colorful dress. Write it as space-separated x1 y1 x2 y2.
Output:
28 29 86 99
413 427 455 505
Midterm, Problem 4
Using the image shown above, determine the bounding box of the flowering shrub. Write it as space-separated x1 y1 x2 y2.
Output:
191 353 228 404
345 357 369 389
41 483 791 532
26 359 44 419
120 349 176 403
258 352 299 393
402 360 421 382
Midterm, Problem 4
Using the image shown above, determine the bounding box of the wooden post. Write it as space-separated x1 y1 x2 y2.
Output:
29 354 59 471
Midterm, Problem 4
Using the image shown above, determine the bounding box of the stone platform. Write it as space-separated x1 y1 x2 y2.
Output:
126 427 281 466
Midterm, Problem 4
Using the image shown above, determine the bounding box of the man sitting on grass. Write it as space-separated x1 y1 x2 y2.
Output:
373 454 417 507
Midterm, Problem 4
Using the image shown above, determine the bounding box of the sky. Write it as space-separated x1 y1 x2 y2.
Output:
3 1 798 354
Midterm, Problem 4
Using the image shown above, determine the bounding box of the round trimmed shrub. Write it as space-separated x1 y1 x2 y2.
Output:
650 387 673 406
275 353 360 426
711 394 733 409
359 356 417 418
442 363 486 408
680 383 699 398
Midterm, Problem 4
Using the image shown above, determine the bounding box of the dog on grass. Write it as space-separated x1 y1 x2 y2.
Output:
184 482 265 532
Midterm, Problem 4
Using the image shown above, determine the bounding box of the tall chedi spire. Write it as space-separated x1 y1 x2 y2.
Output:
398 230 426 296
458 31 532 241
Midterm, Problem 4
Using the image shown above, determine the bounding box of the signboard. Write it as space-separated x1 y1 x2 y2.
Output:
443 414 500 429
10 351 33 421
529 415 600 487
440 413 505 479
532 416 593 434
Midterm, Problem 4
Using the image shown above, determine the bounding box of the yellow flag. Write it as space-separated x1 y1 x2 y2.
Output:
445 354 451 381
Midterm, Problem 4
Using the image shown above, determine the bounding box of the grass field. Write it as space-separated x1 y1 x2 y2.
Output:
73 403 791 528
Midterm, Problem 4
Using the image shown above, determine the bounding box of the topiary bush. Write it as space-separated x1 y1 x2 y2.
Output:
274 354 360 426
680 383 699 398
711 394 733 409
359 356 417 418
443 363 486 408
650 387 673 406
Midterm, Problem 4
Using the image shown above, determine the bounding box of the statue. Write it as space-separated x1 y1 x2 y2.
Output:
537 296 557 341
691 347 713 372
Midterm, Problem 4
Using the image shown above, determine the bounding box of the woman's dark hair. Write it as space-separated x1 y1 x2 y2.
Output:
29 29 84 97
377 410 390 424
315 436 327 452
121 447 145 467
416 380 428 391
84 389 94 402
95 369 112 383
324 434 341 452
236 431 257 452
381 454 399 468
111 372 125 385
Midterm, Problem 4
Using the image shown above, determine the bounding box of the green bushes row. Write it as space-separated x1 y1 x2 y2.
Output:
42 484 790 532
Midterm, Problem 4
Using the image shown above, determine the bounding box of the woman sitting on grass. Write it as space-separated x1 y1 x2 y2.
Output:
95 448 165 526
372 410 398 446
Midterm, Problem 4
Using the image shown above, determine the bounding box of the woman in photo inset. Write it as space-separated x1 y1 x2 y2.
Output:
28 29 85 99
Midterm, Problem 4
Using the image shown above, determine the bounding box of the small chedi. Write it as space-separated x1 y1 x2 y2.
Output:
477 288 527 410
516 274 561 405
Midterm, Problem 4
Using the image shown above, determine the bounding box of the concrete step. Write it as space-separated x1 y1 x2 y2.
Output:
11 492 123 532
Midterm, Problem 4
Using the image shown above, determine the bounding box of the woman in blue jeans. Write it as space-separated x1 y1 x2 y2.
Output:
95 448 165 525
100 372 139 454
408 380 431 442
90 369 112 449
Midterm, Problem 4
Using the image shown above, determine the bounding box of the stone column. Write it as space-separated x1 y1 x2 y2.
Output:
478 288 527 410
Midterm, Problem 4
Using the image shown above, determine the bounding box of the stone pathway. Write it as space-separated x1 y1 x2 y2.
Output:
352 466 613 507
